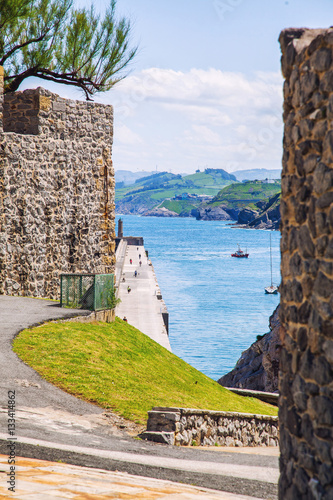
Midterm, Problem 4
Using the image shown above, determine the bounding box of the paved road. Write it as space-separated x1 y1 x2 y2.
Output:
0 296 279 498
0 431 278 499
0 296 100 414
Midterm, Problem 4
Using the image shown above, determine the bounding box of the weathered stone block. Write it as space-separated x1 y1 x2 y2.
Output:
141 431 175 445
320 70 333 93
313 272 333 299
53 101 66 112
310 47 332 72
297 225 315 258
304 154 320 174
300 72 319 100
310 396 333 426
39 96 51 112
316 191 333 209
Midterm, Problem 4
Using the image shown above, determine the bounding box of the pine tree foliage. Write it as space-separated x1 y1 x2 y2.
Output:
0 0 137 99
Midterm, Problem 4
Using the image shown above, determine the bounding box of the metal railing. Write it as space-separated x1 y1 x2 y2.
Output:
60 273 114 311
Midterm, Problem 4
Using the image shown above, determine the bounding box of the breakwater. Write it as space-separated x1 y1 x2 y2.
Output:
115 239 171 351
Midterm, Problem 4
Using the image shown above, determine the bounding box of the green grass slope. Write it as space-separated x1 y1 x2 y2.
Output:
13 318 278 424
160 199 200 215
210 180 281 210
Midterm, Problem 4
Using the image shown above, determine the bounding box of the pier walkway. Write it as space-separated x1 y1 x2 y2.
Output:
115 242 171 351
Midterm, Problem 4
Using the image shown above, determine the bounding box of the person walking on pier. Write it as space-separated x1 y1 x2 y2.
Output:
127 286 131 293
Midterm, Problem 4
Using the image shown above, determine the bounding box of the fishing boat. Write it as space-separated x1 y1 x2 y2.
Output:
265 234 278 294
231 244 249 258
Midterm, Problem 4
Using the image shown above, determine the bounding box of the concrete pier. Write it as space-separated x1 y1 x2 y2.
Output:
115 242 171 351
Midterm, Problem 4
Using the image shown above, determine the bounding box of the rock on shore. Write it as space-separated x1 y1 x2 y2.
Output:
232 195 281 230
143 207 179 217
246 193 281 230
193 205 238 221
237 207 260 224
218 305 282 393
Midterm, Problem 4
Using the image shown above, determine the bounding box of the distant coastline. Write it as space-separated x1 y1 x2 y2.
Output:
116 172 281 230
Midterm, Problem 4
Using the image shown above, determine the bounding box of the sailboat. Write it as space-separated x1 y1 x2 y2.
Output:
265 233 278 294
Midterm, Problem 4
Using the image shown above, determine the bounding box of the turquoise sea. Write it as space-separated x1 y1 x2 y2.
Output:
116 215 281 381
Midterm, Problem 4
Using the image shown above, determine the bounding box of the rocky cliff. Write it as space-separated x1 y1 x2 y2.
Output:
193 205 238 221
247 193 281 230
116 194 158 214
143 207 179 217
234 193 281 230
218 305 282 393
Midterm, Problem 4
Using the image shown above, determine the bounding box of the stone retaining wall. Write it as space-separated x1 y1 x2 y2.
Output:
54 308 115 324
279 28 333 498
0 76 115 299
141 407 279 447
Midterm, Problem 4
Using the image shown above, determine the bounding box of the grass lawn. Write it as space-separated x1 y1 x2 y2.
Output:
211 181 281 206
13 318 278 424
161 199 200 214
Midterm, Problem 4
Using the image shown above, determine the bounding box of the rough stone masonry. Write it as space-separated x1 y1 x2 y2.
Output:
0 68 116 299
279 28 333 499
142 407 279 447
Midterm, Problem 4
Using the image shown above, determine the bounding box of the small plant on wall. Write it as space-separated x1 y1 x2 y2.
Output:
106 289 121 310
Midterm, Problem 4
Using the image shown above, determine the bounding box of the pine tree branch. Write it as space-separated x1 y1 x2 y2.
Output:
1 0 137 100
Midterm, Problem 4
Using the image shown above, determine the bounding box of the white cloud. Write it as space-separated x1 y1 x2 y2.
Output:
115 124 143 145
107 67 284 174
185 125 222 146
109 67 283 115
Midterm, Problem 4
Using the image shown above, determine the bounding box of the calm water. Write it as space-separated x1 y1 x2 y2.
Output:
116 215 280 381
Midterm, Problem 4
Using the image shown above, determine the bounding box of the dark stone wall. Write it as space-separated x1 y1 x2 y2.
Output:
0 79 115 299
0 67 3 130
4 89 40 134
279 28 333 499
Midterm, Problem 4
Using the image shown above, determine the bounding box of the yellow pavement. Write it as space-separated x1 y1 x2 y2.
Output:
0 454 266 500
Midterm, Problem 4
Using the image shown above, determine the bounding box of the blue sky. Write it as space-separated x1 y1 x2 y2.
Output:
21 0 333 174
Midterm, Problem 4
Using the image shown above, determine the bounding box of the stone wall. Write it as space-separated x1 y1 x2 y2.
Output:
141 407 279 447
279 28 333 499
4 89 40 134
0 67 3 131
0 76 115 299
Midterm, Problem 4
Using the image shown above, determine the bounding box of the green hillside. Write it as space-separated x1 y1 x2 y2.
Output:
115 169 237 214
13 318 277 424
160 199 201 215
209 180 281 210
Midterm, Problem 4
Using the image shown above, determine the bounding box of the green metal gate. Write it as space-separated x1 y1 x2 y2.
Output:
60 274 114 310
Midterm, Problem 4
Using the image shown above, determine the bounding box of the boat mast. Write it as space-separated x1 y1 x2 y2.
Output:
270 233 273 287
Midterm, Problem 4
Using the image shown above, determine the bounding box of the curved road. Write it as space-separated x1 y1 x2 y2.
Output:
0 296 100 414
0 296 279 499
